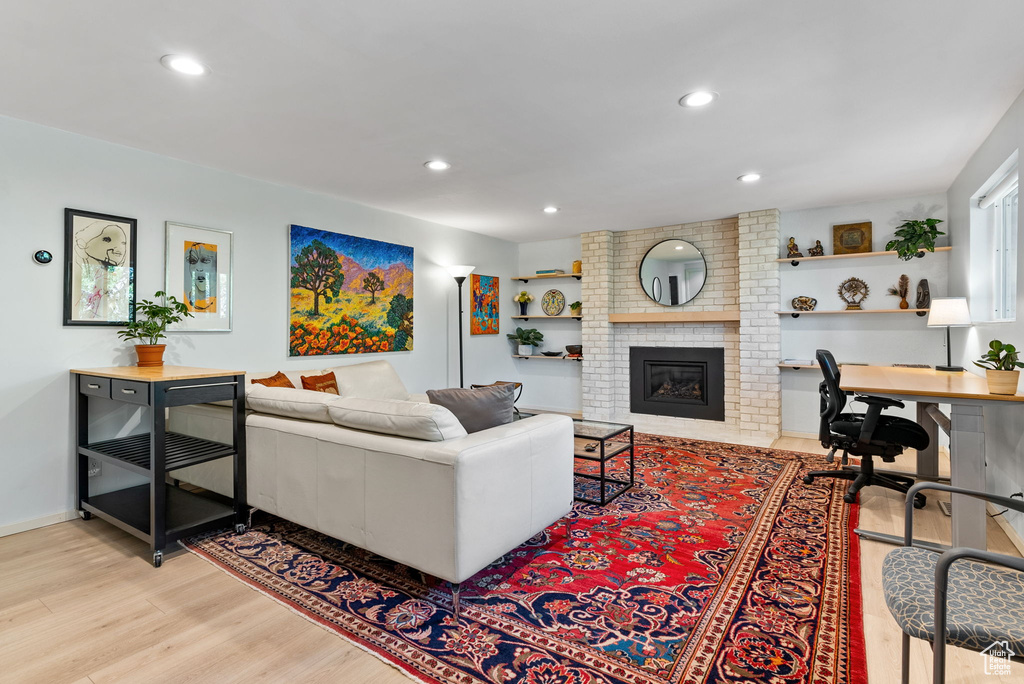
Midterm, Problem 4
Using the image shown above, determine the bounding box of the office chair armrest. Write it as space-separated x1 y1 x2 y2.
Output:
902 482 1024 545
853 395 905 410
856 401 885 445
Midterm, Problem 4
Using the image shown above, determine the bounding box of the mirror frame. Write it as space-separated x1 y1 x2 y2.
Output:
637 239 708 306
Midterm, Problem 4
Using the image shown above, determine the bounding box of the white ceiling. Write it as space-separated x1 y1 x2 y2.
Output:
3 1 1023 242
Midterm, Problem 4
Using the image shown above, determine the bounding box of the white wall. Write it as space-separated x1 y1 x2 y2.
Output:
947 88 1024 541
0 115 518 533
514 237 582 413
779 193 950 433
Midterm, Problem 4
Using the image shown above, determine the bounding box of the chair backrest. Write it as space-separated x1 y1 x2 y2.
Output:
817 349 847 444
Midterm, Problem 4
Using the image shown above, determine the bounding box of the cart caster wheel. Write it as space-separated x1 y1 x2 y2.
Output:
234 523 247 535
843 493 857 504
152 551 163 568
913 494 927 509
802 475 814 485
79 510 92 520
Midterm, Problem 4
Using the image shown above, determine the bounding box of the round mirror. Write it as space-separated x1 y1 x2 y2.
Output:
639 239 707 306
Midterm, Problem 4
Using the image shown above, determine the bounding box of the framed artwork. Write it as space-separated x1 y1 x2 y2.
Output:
289 225 413 356
165 222 233 332
470 274 499 335
63 208 136 326
832 221 872 255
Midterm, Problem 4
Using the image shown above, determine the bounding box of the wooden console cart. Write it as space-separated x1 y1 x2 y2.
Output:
71 366 246 567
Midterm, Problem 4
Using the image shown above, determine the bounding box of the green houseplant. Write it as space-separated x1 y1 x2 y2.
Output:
885 218 945 261
117 291 193 367
974 339 1024 394
507 327 543 356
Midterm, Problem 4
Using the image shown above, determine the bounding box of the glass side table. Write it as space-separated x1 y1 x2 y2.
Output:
572 419 634 505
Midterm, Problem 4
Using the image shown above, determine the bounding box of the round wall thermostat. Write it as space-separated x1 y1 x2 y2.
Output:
33 250 53 264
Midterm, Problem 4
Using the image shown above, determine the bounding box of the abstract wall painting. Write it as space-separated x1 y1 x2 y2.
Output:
63 208 136 326
470 274 499 335
289 225 414 356
165 222 233 332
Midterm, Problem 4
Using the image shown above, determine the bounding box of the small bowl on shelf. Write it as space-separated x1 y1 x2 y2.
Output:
541 351 563 357
565 345 583 356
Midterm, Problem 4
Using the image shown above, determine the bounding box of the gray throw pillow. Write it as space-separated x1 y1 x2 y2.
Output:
426 384 515 434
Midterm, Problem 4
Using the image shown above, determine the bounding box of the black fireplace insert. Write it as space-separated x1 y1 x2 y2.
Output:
629 346 725 421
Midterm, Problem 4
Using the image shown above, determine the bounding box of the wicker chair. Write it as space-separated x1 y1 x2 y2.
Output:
881 482 1024 683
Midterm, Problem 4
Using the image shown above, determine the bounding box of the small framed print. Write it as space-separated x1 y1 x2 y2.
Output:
832 221 872 255
165 221 233 332
64 208 137 326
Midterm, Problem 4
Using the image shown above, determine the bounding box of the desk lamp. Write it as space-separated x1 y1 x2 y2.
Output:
447 265 476 387
927 298 971 372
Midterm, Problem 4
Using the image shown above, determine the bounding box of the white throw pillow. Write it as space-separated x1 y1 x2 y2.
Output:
328 360 411 401
245 385 338 423
327 397 467 441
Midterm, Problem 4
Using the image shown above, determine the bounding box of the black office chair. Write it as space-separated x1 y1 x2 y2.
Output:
802 349 930 508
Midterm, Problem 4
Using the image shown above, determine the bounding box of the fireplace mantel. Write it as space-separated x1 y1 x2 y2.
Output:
608 311 741 324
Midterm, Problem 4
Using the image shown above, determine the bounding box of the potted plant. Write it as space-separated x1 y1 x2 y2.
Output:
514 291 535 316
569 300 582 317
117 291 193 367
507 327 543 356
885 218 945 261
974 340 1024 394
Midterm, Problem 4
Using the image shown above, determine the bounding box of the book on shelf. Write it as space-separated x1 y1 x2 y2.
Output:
782 359 814 366
892 363 932 369
535 269 565 274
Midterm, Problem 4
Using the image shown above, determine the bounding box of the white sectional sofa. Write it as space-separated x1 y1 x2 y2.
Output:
169 361 574 606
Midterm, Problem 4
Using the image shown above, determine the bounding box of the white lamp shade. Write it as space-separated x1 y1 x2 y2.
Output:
446 265 475 279
927 297 972 327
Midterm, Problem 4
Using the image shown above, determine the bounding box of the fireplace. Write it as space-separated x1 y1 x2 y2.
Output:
629 347 725 421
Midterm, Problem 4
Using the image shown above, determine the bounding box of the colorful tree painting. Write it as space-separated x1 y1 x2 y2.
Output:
470 274 499 335
289 225 413 356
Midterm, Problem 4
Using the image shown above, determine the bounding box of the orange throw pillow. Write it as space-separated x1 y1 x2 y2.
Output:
250 371 295 389
301 371 340 395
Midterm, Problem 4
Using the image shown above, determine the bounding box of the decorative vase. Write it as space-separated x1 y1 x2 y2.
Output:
572 260 582 274
519 301 529 316
135 344 166 367
899 297 909 309
985 369 1020 395
517 344 533 356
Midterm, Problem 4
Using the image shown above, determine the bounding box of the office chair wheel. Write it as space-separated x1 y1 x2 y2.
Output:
913 494 927 509
843 492 857 504
802 475 815 484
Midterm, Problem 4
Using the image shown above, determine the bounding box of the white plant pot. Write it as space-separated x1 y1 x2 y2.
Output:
518 344 533 356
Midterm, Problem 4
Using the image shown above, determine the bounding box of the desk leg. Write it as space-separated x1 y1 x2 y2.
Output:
950 404 986 549
916 402 940 480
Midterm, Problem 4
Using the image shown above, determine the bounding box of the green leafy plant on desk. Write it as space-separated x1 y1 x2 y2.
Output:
974 339 1024 395
885 218 945 261
117 291 193 367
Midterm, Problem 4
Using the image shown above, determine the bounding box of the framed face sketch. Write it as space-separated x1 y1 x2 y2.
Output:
165 221 233 332
63 208 137 326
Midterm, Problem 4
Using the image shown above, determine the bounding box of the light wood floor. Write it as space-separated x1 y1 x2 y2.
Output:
1 439 1019 683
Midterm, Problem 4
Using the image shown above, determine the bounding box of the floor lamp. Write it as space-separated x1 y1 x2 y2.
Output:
927 297 972 372
447 265 476 387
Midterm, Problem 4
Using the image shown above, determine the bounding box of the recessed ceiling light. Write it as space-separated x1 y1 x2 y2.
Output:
678 91 718 108
675 245 684 250
738 173 762 183
543 206 560 214
160 55 208 76
424 160 451 171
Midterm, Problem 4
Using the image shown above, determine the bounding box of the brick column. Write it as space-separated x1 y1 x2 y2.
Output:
580 231 614 420
737 210 782 442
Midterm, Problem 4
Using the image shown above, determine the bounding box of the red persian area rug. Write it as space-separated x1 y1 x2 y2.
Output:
184 434 866 684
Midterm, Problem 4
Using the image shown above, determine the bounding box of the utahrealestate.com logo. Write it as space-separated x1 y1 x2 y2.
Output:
981 641 1014 676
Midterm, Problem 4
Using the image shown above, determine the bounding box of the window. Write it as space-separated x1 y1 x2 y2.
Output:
971 152 1019 322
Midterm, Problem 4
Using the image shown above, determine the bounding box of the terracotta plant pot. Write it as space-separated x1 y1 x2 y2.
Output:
985 369 1020 395
135 344 167 367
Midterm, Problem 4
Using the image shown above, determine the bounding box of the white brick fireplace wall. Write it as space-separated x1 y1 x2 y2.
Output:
581 210 781 445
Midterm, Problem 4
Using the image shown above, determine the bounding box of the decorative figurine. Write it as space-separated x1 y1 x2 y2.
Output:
916 278 931 317
838 277 870 310
792 296 818 311
887 274 911 309
808 240 825 257
786 237 803 258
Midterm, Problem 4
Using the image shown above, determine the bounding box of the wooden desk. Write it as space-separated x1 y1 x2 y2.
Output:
840 365 1024 549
